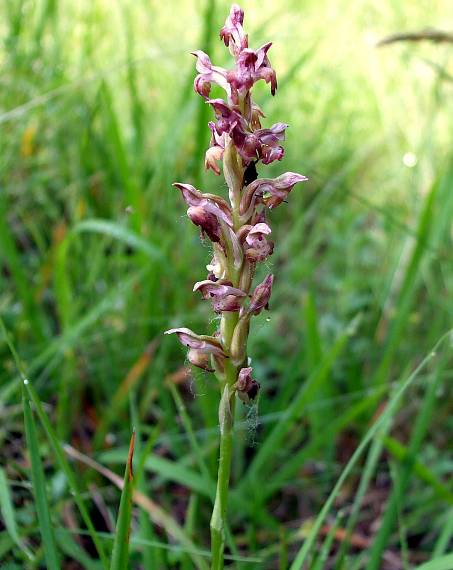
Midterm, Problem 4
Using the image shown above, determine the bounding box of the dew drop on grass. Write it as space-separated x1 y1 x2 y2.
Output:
105 433 116 445
403 152 417 168
23 378 29 385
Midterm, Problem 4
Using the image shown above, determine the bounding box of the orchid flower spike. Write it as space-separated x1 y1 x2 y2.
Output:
166 3 307 383
165 7 308 564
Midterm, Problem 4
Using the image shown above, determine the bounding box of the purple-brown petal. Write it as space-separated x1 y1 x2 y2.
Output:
245 223 273 262
193 280 246 299
173 182 203 207
212 295 244 313
194 280 246 313
261 146 284 165
240 172 308 215
187 206 222 242
165 327 225 355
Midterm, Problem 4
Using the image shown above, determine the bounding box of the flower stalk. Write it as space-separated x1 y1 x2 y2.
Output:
165 5 307 567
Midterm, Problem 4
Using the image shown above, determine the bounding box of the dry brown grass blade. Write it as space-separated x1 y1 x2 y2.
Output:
111 341 158 408
377 29 453 47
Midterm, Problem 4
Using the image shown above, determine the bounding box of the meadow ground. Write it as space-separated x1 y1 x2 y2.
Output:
0 0 452 568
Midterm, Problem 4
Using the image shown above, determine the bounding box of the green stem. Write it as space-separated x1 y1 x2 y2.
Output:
210 314 240 568
210 387 236 570
210 139 245 569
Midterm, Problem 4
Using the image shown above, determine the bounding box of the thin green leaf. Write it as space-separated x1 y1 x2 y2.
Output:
433 508 453 557
55 529 103 570
289 331 451 569
383 436 453 504
22 385 60 570
367 360 447 570
414 554 453 570
110 431 136 570
24 380 110 570
1 319 108 567
239 328 351 491
0 467 34 561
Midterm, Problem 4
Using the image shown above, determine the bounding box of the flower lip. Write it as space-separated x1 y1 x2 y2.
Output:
247 222 271 237
244 223 274 262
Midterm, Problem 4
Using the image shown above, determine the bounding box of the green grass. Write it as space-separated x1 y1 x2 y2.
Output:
0 0 452 568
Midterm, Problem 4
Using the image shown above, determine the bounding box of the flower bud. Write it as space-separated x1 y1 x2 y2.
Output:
249 274 273 315
219 4 248 55
206 249 227 280
235 366 260 404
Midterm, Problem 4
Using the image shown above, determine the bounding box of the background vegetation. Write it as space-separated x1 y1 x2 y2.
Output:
0 0 452 568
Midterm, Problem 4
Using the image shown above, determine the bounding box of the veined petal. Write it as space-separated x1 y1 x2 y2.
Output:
173 183 233 226
191 51 231 98
240 172 308 214
193 280 246 299
165 327 225 355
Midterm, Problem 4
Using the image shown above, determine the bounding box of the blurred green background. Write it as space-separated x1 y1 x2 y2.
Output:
0 0 452 568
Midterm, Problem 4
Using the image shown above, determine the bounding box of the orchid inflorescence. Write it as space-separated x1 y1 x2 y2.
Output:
166 4 307 406
165 5 307 565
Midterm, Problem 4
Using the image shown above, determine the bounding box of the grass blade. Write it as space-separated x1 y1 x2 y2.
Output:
64 443 209 570
414 555 453 570
0 193 45 342
24 380 110 569
433 508 453 558
22 384 60 570
383 436 453 504
110 431 136 570
0 317 109 569
372 177 438 386
0 467 33 561
367 360 448 570
238 328 350 493
289 331 451 569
